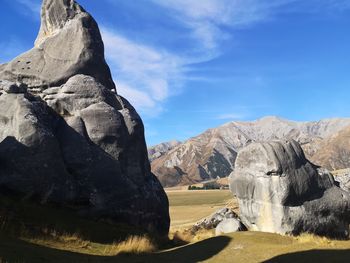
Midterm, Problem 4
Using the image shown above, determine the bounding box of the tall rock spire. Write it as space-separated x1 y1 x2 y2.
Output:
0 0 115 92
0 0 169 237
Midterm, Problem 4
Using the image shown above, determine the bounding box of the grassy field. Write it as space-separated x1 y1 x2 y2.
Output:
2 230 350 263
167 190 234 227
1 190 350 263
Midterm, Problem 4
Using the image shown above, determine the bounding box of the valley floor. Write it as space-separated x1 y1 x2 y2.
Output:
1 190 350 263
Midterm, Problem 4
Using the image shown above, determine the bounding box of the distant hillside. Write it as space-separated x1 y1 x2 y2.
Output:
150 116 350 187
310 126 350 170
148 140 181 162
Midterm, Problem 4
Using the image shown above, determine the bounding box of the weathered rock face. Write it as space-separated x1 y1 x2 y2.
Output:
0 0 169 236
0 0 115 92
192 207 239 233
230 140 350 238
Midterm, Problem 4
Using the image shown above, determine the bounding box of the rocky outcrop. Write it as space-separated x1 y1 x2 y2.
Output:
152 116 350 187
191 207 242 233
0 0 169 236
230 140 350 238
0 0 115 92
215 218 243 236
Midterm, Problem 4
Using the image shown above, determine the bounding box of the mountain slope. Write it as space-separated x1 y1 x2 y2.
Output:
148 140 181 162
310 126 350 170
151 116 350 187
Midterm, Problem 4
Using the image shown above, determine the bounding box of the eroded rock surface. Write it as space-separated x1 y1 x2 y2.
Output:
230 140 350 238
0 0 115 91
0 0 169 236
192 207 242 233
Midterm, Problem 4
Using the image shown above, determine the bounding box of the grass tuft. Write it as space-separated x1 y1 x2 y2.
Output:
294 233 334 246
102 235 157 255
170 227 215 244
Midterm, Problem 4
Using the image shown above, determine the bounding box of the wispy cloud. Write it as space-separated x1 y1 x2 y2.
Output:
8 0 348 119
151 0 296 51
151 0 350 52
101 0 293 115
101 27 187 116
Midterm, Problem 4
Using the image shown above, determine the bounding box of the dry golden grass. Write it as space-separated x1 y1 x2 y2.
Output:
102 236 156 255
294 233 336 246
170 227 215 244
2 190 350 263
167 189 238 245
22 230 92 254
22 229 156 256
203 231 350 263
166 190 233 227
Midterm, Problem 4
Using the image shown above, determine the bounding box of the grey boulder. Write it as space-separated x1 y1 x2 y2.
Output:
215 218 244 236
192 207 240 232
0 0 169 237
230 140 350 238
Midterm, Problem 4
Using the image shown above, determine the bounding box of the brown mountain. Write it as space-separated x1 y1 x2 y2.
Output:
148 140 181 162
309 125 350 170
150 116 350 187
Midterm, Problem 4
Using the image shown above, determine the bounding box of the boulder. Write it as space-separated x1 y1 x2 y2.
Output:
215 218 244 236
230 140 350 238
192 207 240 232
0 0 169 237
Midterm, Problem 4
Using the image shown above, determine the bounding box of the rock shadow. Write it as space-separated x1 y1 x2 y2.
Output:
264 249 350 263
0 111 168 242
0 235 231 263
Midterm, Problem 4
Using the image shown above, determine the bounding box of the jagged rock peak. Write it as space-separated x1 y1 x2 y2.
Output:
35 0 84 47
0 0 115 92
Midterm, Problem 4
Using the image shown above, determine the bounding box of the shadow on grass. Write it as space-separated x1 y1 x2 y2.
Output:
0 235 231 263
264 249 350 263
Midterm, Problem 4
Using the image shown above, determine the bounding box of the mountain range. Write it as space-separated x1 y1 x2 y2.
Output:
149 116 350 187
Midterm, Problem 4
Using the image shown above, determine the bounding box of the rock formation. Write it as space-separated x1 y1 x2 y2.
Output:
191 207 245 236
151 116 350 187
0 0 169 236
0 0 115 92
215 218 243 236
230 140 350 238
191 207 239 232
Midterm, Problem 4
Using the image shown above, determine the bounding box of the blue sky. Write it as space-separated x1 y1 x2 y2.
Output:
1 0 350 146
